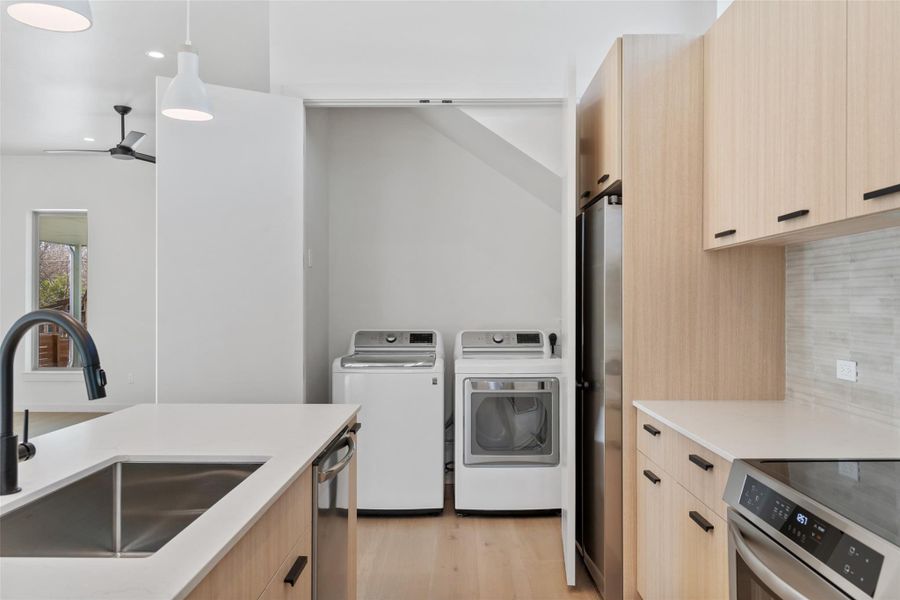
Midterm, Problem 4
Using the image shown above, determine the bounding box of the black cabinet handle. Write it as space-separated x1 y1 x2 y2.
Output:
864 183 900 201
777 209 809 222
714 229 736 239
284 555 308 587
642 424 661 437
598 174 610 184
642 469 661 485
689 511 715 533
689 454 714 471
581 190 591 199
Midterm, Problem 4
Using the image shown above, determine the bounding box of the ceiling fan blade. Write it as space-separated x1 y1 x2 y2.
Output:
133 152 156 164
44 149 109 154
122 131 146 149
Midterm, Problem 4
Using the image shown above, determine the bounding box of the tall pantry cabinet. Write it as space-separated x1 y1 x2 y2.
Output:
576 35 784 600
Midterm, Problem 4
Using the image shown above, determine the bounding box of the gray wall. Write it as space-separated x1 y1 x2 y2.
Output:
785 226 900 425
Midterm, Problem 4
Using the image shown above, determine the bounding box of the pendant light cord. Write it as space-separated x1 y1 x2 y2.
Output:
185 0 191 46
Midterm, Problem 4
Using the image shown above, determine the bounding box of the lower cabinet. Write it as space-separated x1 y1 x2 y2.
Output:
677 484 728 600
637 449 729 600
186 468 314 600
636 454 676 600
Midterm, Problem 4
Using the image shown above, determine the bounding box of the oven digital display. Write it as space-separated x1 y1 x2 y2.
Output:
739 476 885 597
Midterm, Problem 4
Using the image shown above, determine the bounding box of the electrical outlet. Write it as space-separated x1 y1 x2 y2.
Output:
836 359 857 382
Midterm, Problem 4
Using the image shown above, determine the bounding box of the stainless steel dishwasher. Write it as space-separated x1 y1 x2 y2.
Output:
312 423 359 600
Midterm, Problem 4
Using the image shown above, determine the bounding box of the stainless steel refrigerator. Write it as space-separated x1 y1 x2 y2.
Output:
576 193 623 600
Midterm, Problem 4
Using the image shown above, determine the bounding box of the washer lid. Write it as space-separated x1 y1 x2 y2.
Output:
340 353 437 368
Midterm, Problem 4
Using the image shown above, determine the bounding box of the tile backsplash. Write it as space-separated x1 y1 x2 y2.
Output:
785 226 900 425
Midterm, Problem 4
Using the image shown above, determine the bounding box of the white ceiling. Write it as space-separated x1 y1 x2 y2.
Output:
270 1 716 101
0 0 270 155
1 0 716 157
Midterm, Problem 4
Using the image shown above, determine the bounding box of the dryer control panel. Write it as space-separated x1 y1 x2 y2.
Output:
460 331 543 349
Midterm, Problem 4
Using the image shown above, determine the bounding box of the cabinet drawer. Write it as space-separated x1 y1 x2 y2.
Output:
678 486 729 600
259 532 312 600
636 413 672 470
676 436 730 520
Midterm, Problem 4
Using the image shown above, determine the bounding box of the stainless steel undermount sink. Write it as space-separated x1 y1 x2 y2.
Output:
0 461 264 558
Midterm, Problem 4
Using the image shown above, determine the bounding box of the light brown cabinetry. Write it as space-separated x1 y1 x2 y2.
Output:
677 485 729 600
605 32 783 600
848 0 900 217
578 37 622 205
636 416 730 600
636 454 675 600
704 0 848 248
186 468 314 600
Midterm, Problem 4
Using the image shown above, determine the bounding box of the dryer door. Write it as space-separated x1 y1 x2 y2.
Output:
464 378 559 466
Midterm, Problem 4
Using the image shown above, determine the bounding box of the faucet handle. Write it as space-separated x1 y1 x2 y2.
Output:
17 410 36 462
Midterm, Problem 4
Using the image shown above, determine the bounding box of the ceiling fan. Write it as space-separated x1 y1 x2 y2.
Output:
44 105 156 164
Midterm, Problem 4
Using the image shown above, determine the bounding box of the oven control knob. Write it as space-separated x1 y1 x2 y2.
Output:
492 334 504 344
385 334 397 343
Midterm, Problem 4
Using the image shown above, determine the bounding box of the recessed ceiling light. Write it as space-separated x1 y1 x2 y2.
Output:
146 50 165 59
83 136 95 142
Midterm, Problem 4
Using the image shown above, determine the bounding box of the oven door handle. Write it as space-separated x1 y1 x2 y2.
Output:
728 515 847 600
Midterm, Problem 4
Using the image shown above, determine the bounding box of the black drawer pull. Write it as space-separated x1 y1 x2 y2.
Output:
642 424 661 437
581 190 591 199
598 174 610 184
284 555 308 587
777 209 809 222
714 229 736 239
689 511 715 533
689 454 714 471
863 183 900 201
643 469 661 484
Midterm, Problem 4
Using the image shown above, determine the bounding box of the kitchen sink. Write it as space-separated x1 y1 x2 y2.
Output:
0 460 263 558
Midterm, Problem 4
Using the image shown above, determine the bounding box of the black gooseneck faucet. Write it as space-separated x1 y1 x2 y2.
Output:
1 310 107 495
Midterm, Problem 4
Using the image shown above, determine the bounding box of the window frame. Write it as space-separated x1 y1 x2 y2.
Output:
29 209 89 373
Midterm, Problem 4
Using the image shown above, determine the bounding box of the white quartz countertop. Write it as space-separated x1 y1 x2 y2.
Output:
0 403 359 600
634 400 900 463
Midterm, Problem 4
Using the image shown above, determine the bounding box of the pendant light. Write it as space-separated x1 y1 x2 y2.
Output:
6 0 92 32
161 0 213 122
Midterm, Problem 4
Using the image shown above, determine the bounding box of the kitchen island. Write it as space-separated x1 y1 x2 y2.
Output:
0 403 359 600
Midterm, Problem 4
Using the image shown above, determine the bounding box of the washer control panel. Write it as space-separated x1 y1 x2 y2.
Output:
353 330 436 350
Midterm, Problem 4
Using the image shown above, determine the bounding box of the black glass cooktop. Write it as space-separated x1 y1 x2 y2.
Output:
749 459 900 548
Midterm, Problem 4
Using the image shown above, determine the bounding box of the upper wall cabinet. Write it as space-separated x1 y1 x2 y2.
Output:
578 38 622 205
848 0 900 217
704 0 848 248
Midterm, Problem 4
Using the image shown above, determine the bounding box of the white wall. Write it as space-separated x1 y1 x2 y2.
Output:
156 78 305 403
319 107 562 384
0 156 156 411
304 108 332 404
270 1 717 100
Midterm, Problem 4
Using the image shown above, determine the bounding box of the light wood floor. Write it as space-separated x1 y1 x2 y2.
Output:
12 411 104 438
358 486 601 600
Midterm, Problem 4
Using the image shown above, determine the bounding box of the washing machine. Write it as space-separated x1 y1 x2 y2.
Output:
453 330 561 513
332 330 444 513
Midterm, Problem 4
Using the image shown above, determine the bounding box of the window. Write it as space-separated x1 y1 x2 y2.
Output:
33 211 88 369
